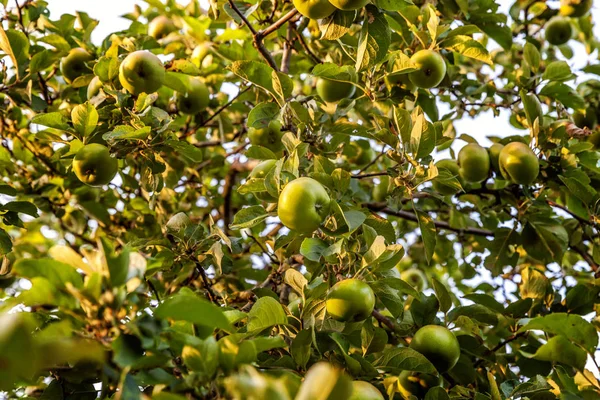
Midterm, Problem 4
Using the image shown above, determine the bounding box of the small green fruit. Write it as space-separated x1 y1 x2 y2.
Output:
249 160 278 203
316 71 356 103
278 177 330 233
73 144 118 187
326 279 376 322
248 120 284 152
400 268 427 291
457 143 490 183
545 16 572 45
410 325 460 372
176 78 210 114
60 48 93 83
148 16 176 39
432 159 461 195
119 50 165 95
292 0 336 19
498 142 539 185
488 143 504 175
348 381 384 400
408 50 446 89
328 0 370 11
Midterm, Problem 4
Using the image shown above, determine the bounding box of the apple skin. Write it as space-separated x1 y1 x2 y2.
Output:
73 144 118 187
317 78 356 103
348 381 384 400
488 143 504 175
400 268 427 291
148 16 176 39
498 142 539 185
176 78 209 115
60 48 93 83
410 325 460 373
397 371 442 398
329 0 370 11
87 76 103 100
292 0 336 19
545 16 572 45
248 120 284 152
457 143 490 183
326 279 375 322
119 50 165 95
560 0 592 17
249 159 278 203
347 139 374 166
432 159 461 195
278 177 330 233
573 107 597 129
409 50 446 89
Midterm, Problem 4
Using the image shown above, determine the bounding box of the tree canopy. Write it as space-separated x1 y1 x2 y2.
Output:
1 0 600 398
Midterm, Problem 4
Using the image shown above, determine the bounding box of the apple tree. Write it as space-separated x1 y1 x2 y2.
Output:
1 0 600 398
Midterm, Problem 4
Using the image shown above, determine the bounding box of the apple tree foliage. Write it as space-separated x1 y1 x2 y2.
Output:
0 0 600 398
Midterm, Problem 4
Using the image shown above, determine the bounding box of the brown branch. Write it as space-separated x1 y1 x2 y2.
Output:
364 202 495 237
572 245 600 277
255 9 299 41
352 171 390 179
292 26 322 65
474 331 527 368
372 309 397 332
194 264 220 306
280 20 294 73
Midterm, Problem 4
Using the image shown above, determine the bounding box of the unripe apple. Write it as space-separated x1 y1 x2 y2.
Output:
560 0 592 17
248 120 284 152
176 78 209 115
400 268 427 291
326 278 375 322
488 143 504 175
432 159 461 195
498 142 539 185
545 16 572 45
397 370 442 398
292 0 336 19
348 381 384 400
60 48 93 83
73 144 118 187
87 76 103 100
277 177 330 233
191 43 212 67
409 50 446 89
573 107 597 129
457 143 490 183
347 139 374 166
329 0 370 11
410 325 460 372
249 159 278 203
148 16 176 39
119 50 166 95
316 69 357 103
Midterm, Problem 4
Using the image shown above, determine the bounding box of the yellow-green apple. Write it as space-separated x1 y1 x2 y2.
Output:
293 0 336 19
545 16 572 45
119 50 166 95
409 50 446 89
73 144 118 187
249 159 278 202
457 143 490 183
326 279 375 322
60 48 93 83
148 16 176 39
248 120 284 152
277 177 330 233
329 0 370 11
498 142 539 185
176 77 209 114
410 325 460 372
87 76 103 100
348 381 384 400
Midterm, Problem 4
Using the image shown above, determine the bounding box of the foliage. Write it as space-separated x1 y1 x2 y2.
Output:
0 0 600 398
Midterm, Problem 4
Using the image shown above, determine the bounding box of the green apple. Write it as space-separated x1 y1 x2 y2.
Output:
384 73 415 91
560 0 592 17
249 159 278 203
347 139 374 166
410 325 460 372
292 0 336 19
248 120 284 152
148 16 176 39
119 50 165 95
457 143 490 183
400 268 427 291
326 278 375 322
498 142 539 185
60 48 93 83
397 371 442 398
317 74 356 103
176 78 210 114
432 159 461 195
73 144 118 187
488 143 504 175
278 177 330 233
409 50 446 89
329 0 370 11
348 381 384 400
545 16 572 45
573 107 597 129
191 43 212 67
87 76 103 100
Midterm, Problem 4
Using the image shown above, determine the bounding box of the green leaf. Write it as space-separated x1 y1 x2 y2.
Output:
163 71 191 93
448 304 498 325
526 336 587 371
247 296 288 332
523 42 540 70
71 102 98 137
431 278 452 313
410 110 435 159
518 313 598 353
542 61 575 82
0 201 38 217
442 35 492 65
13 259 83 289
522 219 568 264
356 5 391 71
0 27 28 80
0 229 11 256
247 102 280 129
559 175 597 205
300 238 328 262
230 206 270 230
425 387 450 400
375 347 438 374
414 209 436 264
30 50 57 74
32 112 70 131
539 82 585 111
312 63 357 83
229 61 292 106
284 269 307 295
182 336 219 379
370 278 417 318
154 289 232 331
319 10 355 41
165 140 204 163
